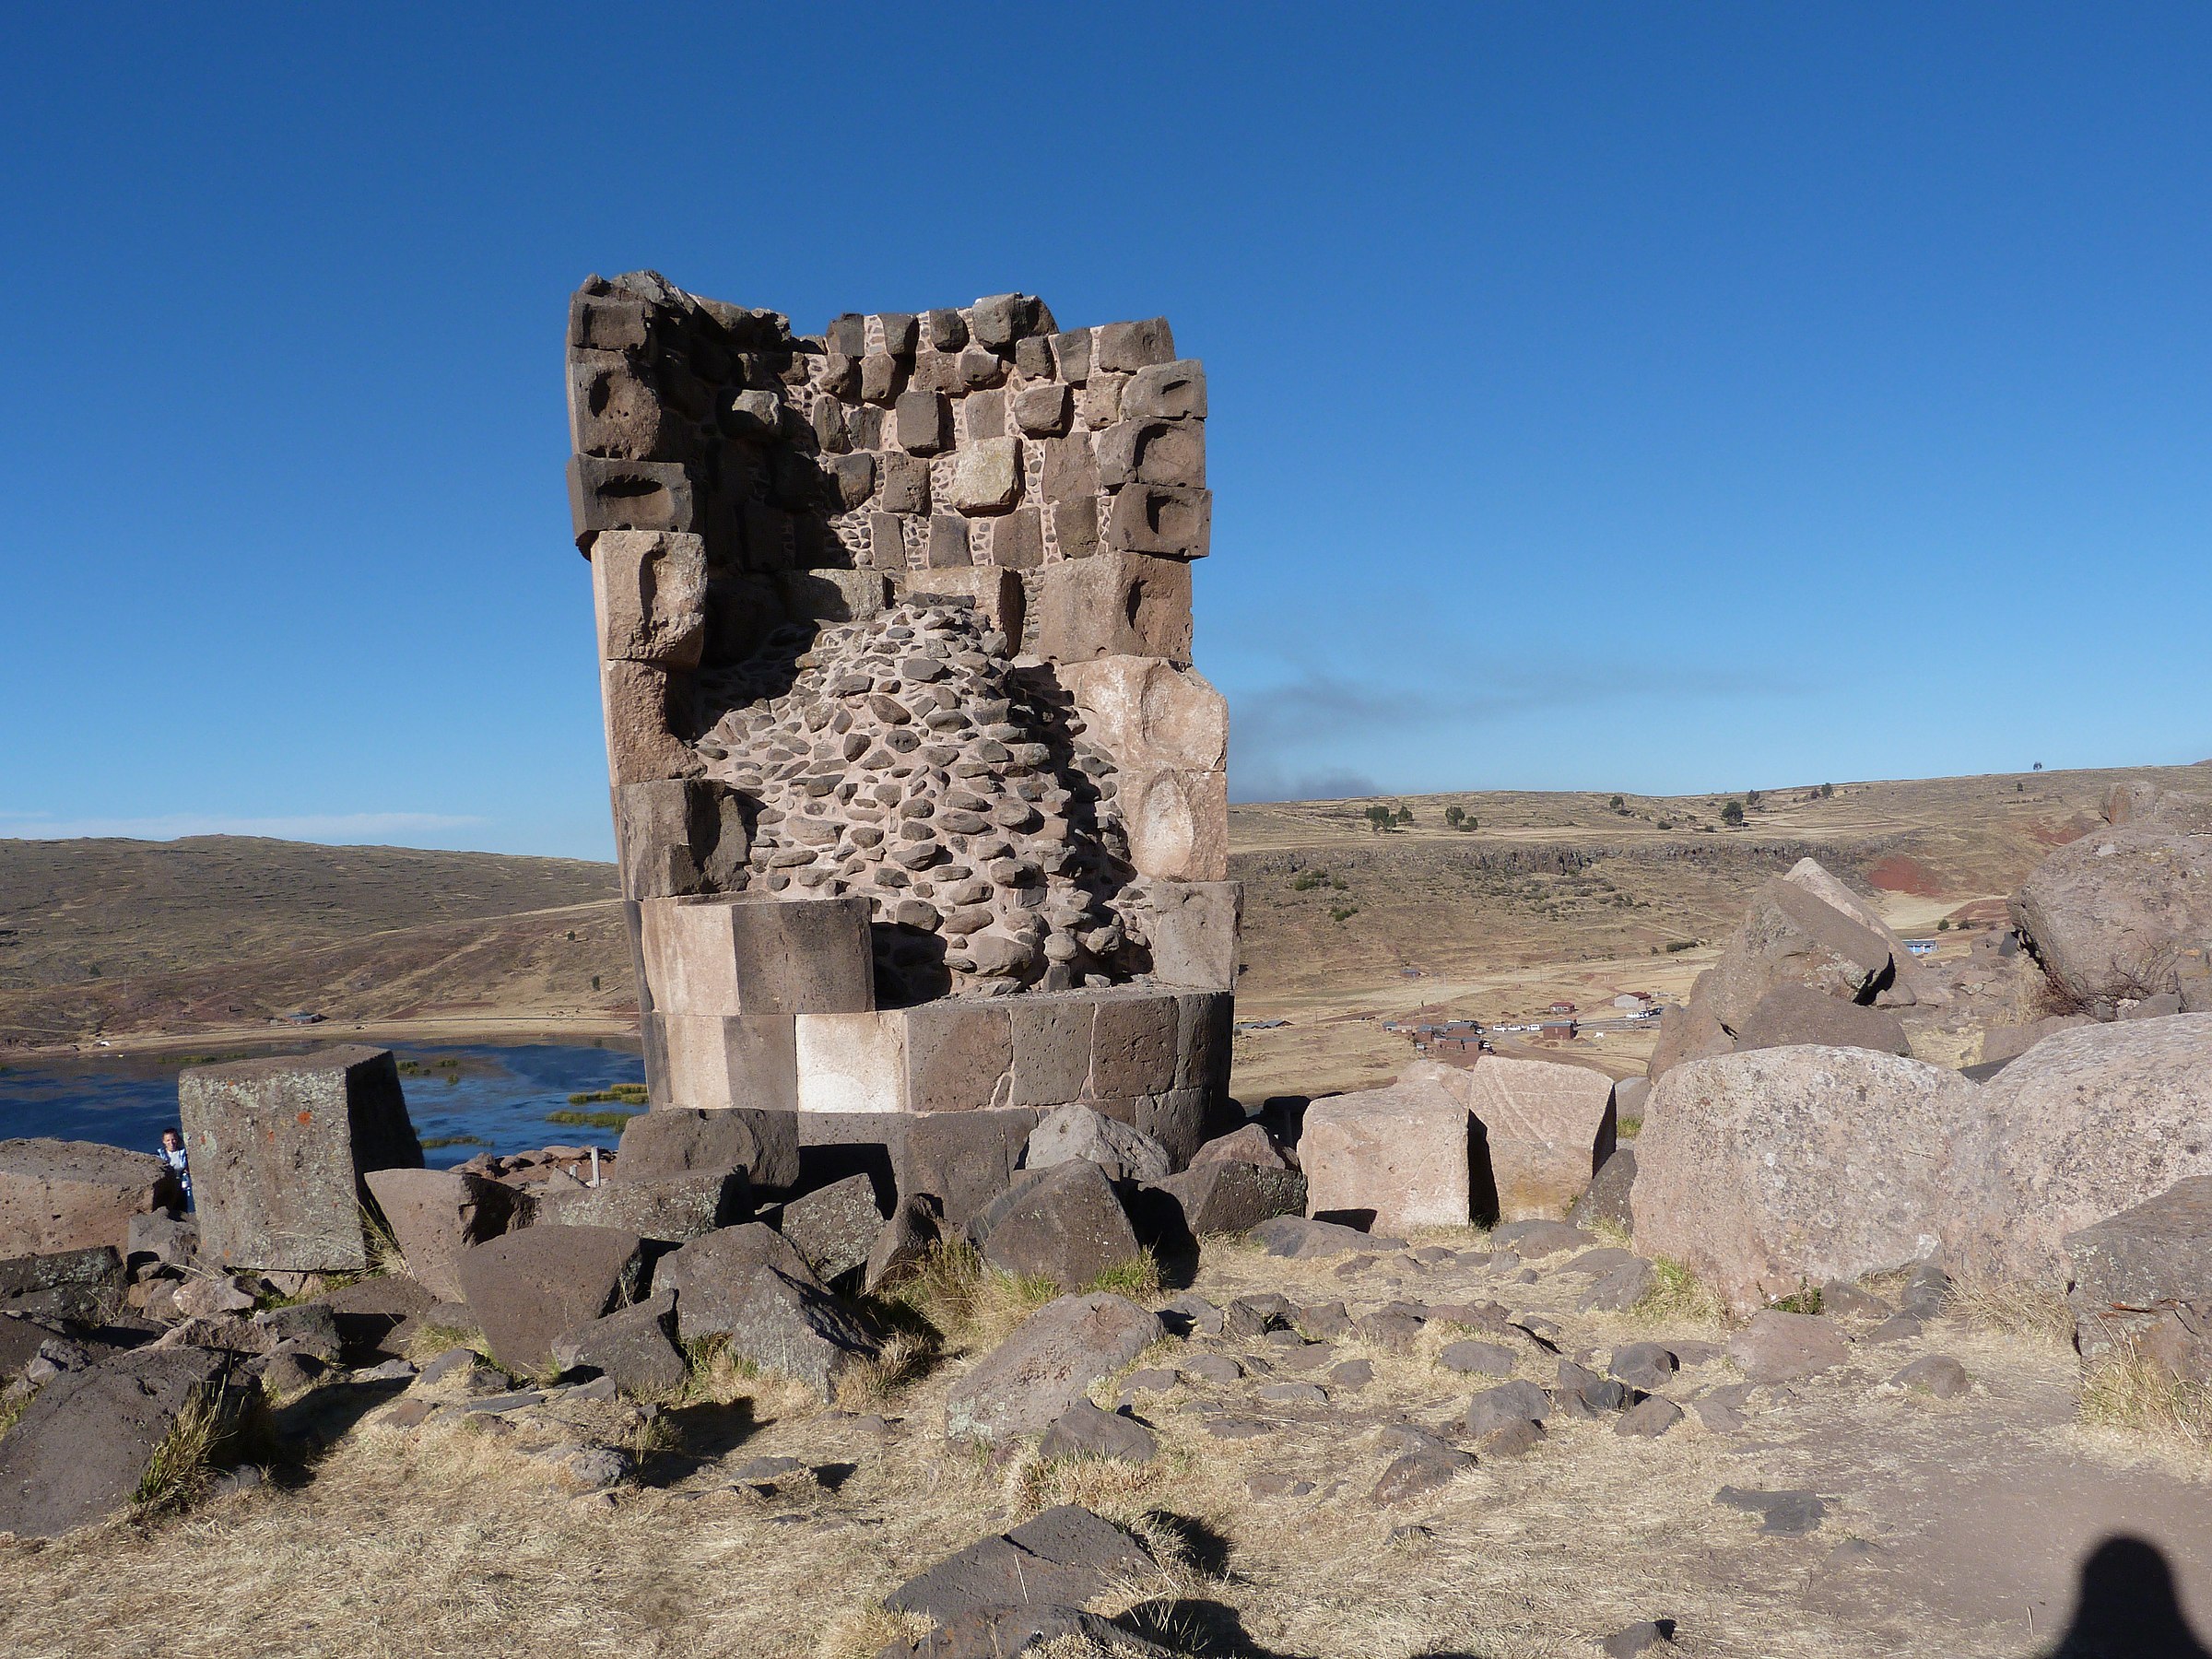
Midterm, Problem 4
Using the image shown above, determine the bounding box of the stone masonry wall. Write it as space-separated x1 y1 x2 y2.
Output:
566 273 1237 1130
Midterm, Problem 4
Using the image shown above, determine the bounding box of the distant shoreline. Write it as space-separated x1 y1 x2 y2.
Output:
5 1011 641 1062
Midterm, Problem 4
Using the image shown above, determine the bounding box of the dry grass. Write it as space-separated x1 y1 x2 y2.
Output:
1944 1269 2075 1348
883 1240 1060 1354
2079 1341 2212 1456
834 1330 931 1412
1630 1256 1727 1325
130 1388 230 1519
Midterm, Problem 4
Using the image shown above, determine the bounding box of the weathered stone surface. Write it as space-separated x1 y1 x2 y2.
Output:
1891 1355 1971 1398
2011 826 2212 1008
0 1347 257 1537
535 1169 746 1242
2065 1176 2212 1363
598 659 695 786
1121 360 1206 421
1372 1445 1472 1504
1192 1122 1288 1171
453 1225 647 1372
1465 1379 1551 1435
1252 1215 1404 1257
886 1503 1157 1628
1632 1048 1974 1312
1734 982 1912 1056
1029 550 1193 663
180 1047 423 1274
1700 877 1899 1032
894 389 952 455
590 529 707 668
715 1267 878 1399
124 1212 195 1271
1141 879 1241 991
1024 1103 1171 1184
616 1107 800 1194
1728 1312 1850 1382
1300 1074 1471 1233
1450 1057 1616 1221
1647 998 1735 1081
653 1222 820 1342
1149 1161 1307 1237
777 1171 885 1285
645 1014 800 1117
864 1194 941 1293
362 1168 518 1302
1615 1395 1684 1438
1095 318 1175 372
550 1289 685 1395
1039 1398 1157 1463
1570 1148 1638 1235
945 438 1021 514
0 1140 180 1258
613 777 749 900
969 1161 1143 1290
945 1292 1161 1443
1054 656 1227 772
1947 1016 2212 1279
1117 767 1230 882
1104 483 1210 559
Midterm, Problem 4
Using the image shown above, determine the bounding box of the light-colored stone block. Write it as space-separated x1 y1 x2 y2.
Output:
893 565 1024 641
1143 880 1241 989
1028 550 1192 664
1121 767 1229 882
591 530 707 667
945 437 1021 513
1300 1076 1472 1233
794 1011 907 1114
650 1012 799 1113
1054 656 1227 771
599 659 696 787
1448 1057 1617 1222
637 894 874 1018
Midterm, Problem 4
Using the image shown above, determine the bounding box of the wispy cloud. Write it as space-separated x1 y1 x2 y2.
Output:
0 811 487 843
1226 656 1811 802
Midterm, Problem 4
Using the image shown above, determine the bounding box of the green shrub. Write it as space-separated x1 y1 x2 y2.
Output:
546 1108 640 1130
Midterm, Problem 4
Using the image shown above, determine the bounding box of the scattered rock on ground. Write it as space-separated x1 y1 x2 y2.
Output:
945 1292 1162 1444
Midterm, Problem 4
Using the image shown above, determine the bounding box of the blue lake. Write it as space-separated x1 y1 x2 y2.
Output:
0 1040 646 1170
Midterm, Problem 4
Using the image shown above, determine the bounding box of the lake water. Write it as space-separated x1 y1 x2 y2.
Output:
0 1040 647 1170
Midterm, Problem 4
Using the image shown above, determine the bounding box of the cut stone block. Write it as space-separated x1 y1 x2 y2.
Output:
894 389 952 455
590 529 707 668
1023 1103 1171 1184
1300 1076 1472 1233
1143 881 1241 990
1097 418 1206 490
794 1109 1040 1226
533 1169 747 1241
946 437 1022 514
1008 993 1096 1109
613 778 749 900
1029 551 1193 664
361 1168 519 1302
1088 989 1182 1100
637 894 875 1018
616 1106 799 1193
1094 318 1176 372
179 1047 424 1273
568 349 675 460
1053 657 1228 773
1149 1161 1307 1237
1121 360 1206 421
1103 484 1210 559
549 1288 685 1395
0 1140 182 1257
645 1013 799 1115
453 1224 647 1372
568 456 697 548
1452 1057 1618 1222
894 565 1025 641
794 1001 1022 1115
599 658 697 786
1119 767 1230 882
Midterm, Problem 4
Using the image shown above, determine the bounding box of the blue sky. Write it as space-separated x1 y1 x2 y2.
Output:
5 5 2207 859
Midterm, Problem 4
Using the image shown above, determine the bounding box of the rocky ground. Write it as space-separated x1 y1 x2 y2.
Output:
0 1217 2203 1659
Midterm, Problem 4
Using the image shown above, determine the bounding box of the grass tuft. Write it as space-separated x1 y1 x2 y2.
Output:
1945 1270 2074 1347
1084 1253 1162 1300
834 1330 931 1411
883 1241 1060 1353
131 1388 230 1518
1632 1257 1726 1325
2080 1340 2212 1455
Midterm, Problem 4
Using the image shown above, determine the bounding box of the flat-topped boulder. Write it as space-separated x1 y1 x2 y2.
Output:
0 1140 182 1256
180 1047 423 1273
453 1224 647 1372
1298 1072 1472 1232
945 1291 1161 1443
1450 1056 1616 1221
2011 825 2212 1009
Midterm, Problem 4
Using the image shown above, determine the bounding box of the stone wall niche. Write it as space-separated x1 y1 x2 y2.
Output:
566 273 1237 1147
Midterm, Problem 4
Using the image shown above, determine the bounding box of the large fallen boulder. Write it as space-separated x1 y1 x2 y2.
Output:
1452 1056 1616 1220
653 1222 822 1341
0 1140 182 1256
1734 982 1912 1056
2064 1177 2212 1370
711 1267 879 1398
945 1292 1161 1444
777 1172 886 1286
1299 1072 1471 1231
886 1503 1159 1625
0 1347 258 1537
1947 1015 2212 1280
1701 875 1900 1030
1020 1103 1171 1185
968 1161 1144 1290
361 1168 517 1301
532 1169 746 1241
550 1289 686 1395
453 1225 647 1372
2010 826 2212 1011
1145 1160 1306 1239
179 1048 423 1272
1632 1047 1976 1312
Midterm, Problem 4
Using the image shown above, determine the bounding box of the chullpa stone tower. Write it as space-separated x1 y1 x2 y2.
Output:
566 274 1236 1167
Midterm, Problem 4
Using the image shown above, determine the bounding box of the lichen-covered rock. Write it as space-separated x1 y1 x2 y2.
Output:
2011 827 2212 1009
968 1161 1143 1290
1632 1047 1976 1312
945 1292 1161 1444
0 1140 183 1257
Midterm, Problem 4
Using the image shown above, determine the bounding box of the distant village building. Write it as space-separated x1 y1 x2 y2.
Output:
1538 1019 1578 1041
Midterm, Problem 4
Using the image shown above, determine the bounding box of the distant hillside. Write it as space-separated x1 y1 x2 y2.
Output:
0 838 628 1046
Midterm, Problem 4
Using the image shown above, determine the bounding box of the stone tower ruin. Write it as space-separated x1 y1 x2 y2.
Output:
565 273 1237 1164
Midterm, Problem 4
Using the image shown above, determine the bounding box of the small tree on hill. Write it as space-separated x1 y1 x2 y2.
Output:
1364 805 1394 833
1443 805 1465 830
1721 799 1746 827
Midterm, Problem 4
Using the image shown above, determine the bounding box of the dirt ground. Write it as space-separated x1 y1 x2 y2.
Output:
3 1231 2205 1659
